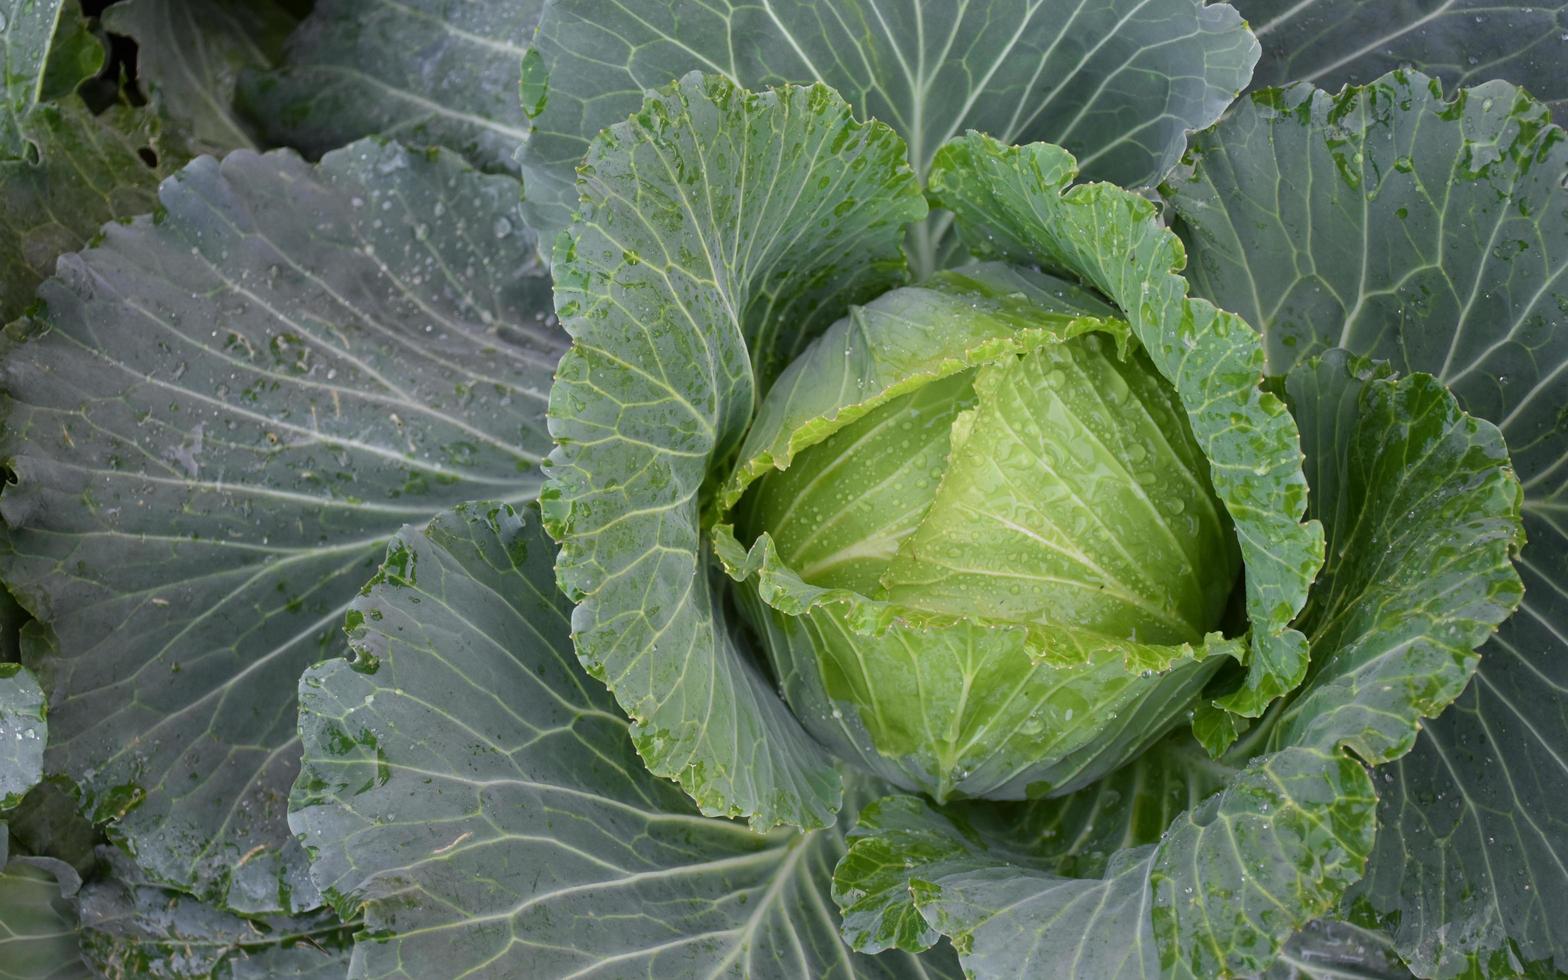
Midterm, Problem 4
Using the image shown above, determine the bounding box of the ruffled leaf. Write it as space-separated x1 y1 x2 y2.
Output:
1278 353 1524 765
543 72 926 830
1166 71 1566 975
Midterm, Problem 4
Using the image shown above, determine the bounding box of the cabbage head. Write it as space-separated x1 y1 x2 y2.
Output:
719 265 1244 800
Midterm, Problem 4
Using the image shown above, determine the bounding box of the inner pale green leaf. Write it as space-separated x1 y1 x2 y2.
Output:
882 336 1237 644
742 371 977 595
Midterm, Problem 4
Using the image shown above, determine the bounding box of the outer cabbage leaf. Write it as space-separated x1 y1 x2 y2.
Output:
0 102 172 323
0 664 45 809
834 360 1522 977
521 0 1260 267
0 849 89 980
828 733 1239 958
1235 0 1568 124
543 72 926 830
926 132 1323 720
239 0 542 174
1278 353 1524 768
291 502 960 979
839 750 1374 978
102 0 298 156
1165 70 1568 976
76 847 353 979
0 139 564 913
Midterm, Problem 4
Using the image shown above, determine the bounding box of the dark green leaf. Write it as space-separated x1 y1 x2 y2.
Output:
103 0 299 155
0 138 563 913
35 0 101 106
0 102 171 323
0 588 24 664
292 502 960 979
1165 71 1568 976
522 0 1260 269
543 72 925 830
0 852 90 980
4 778 99 880
239 0 542 173
1347 652 1568 978
1 0 67 157
1236 1 1568 124
76 847 352 980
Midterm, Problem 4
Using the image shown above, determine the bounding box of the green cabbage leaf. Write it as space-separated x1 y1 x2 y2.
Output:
1166 68 1568 978
520 0 1260 271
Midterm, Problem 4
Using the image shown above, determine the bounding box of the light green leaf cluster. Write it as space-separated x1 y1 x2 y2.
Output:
715 261 1246 801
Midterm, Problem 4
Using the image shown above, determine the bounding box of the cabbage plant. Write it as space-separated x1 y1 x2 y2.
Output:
0 1 1563 978
540 73 1524 975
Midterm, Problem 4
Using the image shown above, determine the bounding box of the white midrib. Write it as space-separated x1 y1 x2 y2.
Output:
702 834 811 980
